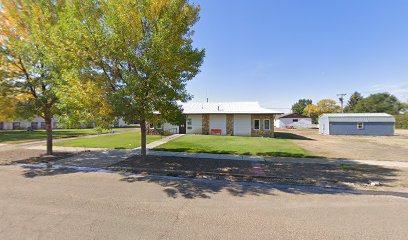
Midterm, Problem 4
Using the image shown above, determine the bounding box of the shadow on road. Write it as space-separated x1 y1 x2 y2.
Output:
18 154 407 200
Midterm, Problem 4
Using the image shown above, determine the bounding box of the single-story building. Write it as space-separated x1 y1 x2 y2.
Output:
318 113 395 136
149 102 282 137
274 113 312 129
0 117 57 130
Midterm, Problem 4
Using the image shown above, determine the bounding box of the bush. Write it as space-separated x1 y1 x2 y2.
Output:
395 114 408 129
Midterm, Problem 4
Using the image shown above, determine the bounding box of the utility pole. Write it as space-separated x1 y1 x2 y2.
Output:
337 93 347 113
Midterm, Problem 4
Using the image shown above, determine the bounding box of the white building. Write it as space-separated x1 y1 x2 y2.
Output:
274 113 312 129
149 102 282 137
0 117 57 130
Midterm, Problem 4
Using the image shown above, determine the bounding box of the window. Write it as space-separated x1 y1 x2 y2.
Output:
357 122 364 130
13 122 20 130
31 122 38 130
41 122 46 129
253 119 260 130
156 122 162 129
187 118 192 126
263 119 270 130
149 123 154 129
292 119 299 122
0 122 3 130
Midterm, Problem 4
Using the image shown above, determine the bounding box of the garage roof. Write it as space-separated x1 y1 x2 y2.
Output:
320 113 395 123
182 102 282 114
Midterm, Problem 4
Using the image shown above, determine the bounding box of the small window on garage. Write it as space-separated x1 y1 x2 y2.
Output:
253 119 260 130
357 122 364 129
292 119 299 122
263 119 270 130
156 122 162 129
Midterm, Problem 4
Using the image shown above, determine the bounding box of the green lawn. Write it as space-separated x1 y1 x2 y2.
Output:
0 129 106 144
0 127 136 144
154 135 314 158
55 132 162 149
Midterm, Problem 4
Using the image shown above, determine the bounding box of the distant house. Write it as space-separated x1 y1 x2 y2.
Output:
274 113 312 129
0 117 57 130
149 102 282 137
318 113 395 136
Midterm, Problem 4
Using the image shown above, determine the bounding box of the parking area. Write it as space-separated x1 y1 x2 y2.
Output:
277 128 408 162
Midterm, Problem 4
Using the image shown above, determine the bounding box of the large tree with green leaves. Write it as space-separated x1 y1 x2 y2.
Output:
60 0 205 156
0 0 67 154
291 99 312 114
354 93 401 114
344 91 363 113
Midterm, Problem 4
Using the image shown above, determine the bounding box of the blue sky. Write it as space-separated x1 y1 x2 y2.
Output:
187 0 408 111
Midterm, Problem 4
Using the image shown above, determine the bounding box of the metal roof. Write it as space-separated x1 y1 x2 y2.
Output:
276 113 310 119
320 113 395 123
181 102 283 114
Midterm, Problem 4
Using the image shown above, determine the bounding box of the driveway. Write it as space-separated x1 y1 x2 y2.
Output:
276 128 408 162
0 165 407 240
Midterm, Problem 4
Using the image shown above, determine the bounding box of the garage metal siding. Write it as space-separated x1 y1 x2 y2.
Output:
233 115 251 136
329 122 394 136
209 114 227 135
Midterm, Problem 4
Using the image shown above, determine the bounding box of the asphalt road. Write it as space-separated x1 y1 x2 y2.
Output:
1 165 407 240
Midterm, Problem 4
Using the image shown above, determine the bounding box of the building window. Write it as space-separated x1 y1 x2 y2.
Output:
0 122 3 130
13 122 20 130
263 119 270 130
292 119 299 122
41 122 46 129
357 122 364 130
149 123 154 129
156 122 162 129
253 119 260 130
31 122 38 129
187 118 192 126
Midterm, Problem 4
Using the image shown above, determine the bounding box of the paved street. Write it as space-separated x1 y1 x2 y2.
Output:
1 165 407 240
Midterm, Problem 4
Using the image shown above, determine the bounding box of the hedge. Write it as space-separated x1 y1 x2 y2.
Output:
395 114 408 129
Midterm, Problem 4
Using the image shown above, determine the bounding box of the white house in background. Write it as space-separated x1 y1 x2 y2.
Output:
0 117 57 130
274 113 312 129
149 102 283 137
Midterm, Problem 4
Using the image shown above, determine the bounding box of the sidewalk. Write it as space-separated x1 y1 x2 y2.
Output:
146 150 408 168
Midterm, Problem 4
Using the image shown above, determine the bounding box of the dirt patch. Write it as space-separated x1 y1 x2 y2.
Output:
0 148 75 165
276 128 408 162
111 155 408 191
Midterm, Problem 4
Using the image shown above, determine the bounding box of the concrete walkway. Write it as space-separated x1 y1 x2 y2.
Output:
147 150 408 168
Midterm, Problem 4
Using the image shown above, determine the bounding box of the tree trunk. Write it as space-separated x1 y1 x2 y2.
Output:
45 116 53 155
140 118 147 156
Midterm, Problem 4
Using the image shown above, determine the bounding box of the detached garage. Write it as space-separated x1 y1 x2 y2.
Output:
319 113 395 136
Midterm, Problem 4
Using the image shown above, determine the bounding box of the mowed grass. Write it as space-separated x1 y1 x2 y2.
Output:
154 135 314 158
55 132 162 149
0 128 105 144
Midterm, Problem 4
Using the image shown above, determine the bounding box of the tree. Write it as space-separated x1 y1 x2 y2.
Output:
303 99 340 123
317 99 340 113
354 93 401 114
0 0 66 154
61 0 205 156
344 91 363 112
303 104 320 123
291 99 312 114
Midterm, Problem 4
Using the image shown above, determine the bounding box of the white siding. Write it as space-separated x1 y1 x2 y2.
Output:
274 118 312 129
163 123 179 134
233 114 251 136
186 114 202 134
209 114 227 135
